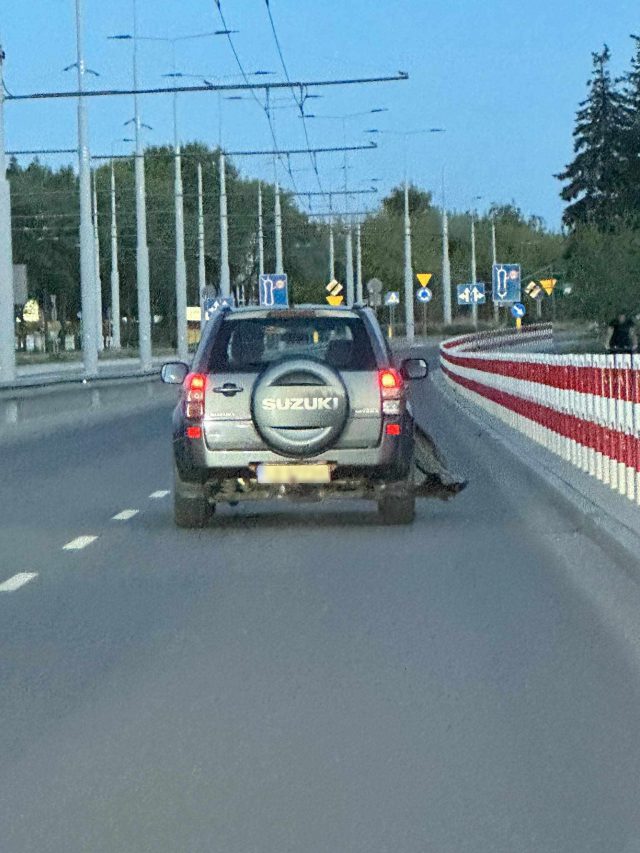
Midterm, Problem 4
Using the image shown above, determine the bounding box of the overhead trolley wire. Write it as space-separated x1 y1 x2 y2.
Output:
263 0 328 210
214 0 299 194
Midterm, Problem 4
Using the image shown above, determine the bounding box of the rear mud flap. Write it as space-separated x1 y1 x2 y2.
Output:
412 424 467 501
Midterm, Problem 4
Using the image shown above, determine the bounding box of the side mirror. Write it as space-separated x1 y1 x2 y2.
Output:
161 361 189 385
401 358 428 381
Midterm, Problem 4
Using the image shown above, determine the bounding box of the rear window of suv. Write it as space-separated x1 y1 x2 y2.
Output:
207 316 377 372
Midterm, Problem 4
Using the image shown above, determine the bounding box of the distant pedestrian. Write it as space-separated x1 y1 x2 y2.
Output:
607 312 637 354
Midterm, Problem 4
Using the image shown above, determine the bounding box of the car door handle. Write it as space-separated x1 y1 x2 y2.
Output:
212 383 244 396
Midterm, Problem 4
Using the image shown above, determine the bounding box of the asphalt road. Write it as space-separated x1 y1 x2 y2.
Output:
2 360 640 853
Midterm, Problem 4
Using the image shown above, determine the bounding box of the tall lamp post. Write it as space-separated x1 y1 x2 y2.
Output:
308 109 388 302
0 40 16 383
106 13 227 366
74 0 99 377
365 127 446 332
470 195 483 330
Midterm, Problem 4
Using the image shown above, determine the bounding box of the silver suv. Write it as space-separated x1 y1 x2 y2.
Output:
161 304 428 527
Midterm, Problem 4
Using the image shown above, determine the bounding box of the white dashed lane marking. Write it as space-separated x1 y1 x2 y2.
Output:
149 490 170 499
0 573 38 592
112 509 139 521
63 535 98 551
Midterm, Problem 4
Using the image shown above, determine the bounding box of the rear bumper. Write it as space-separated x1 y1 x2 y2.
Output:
202 476 413 503
173 418 414 490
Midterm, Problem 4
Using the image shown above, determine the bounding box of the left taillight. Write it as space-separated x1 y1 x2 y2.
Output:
183 372 206 420
378 369 403 392
379 368 403 415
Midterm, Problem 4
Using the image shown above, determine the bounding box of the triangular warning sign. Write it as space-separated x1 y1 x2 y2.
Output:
326 295 344 306
539 278 557 296
416 273 432 287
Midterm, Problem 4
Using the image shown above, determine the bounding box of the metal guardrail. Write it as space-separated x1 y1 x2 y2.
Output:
0 365 175 430
440 324 640 507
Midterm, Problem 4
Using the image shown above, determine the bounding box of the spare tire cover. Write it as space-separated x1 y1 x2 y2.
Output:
251 358 349 457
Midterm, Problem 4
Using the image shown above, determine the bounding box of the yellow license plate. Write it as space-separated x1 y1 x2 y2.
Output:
256 464 331 485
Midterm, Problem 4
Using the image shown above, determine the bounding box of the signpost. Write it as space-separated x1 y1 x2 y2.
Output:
492 264 521 304
326 278 344 306
457 283 486 306
259 273 289 308
416 286 432 336
511 301 526 329
384 291 400 338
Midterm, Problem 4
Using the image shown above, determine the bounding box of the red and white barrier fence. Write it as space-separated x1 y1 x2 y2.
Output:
440 324 640 506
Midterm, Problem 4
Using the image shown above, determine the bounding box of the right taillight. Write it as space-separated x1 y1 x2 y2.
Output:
183 372 206 419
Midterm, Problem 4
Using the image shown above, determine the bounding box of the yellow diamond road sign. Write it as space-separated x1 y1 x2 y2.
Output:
326 279 343 297
525 281 543 299
416 273 432 287
540 278 557 296
326 295 344 306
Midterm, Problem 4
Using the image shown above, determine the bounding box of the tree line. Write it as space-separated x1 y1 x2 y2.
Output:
12 33 639 342
9 152 563 341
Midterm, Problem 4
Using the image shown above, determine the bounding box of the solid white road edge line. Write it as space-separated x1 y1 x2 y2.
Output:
112 509 139 521
0 573 38 592
149 490 170 499
63 535 98 551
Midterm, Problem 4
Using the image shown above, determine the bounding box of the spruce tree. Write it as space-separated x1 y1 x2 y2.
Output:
557 46 628 229
620 35 640 218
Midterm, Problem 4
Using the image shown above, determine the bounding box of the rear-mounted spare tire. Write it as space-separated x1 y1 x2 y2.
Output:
251 358 349 457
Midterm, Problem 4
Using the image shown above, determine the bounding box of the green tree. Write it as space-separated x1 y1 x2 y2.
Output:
620 34 640 218
557 46 629 230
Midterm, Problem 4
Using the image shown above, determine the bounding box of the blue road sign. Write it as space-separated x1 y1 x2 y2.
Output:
204 294 235 320
384 291 401 306
492 264 521 304
457 283 486 306
259 273 289 307
511 302 526 319
416 287 433 304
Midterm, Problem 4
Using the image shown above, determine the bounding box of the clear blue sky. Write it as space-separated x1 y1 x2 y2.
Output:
2 0 639 229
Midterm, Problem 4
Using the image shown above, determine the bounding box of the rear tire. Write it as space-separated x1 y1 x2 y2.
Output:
378 494 416 525
174 493 212 528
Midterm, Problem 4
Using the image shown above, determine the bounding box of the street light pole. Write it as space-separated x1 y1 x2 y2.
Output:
274 182 283 274
172 66 187 361
74 0 98 377
197 162 206 330
0 41 16 383
403 180 415 341
132 0 152 370
470 214 478 329
219 151 231 297
92 172 104 350
345 227 354 306
109 162 121 349
356 221 363 303
258 182 264 278
329 220 335 280
442 208 452 326
491 218 499 324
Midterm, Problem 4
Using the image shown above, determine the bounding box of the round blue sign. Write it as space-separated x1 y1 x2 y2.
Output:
416 287 433 304
510 302 526 318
